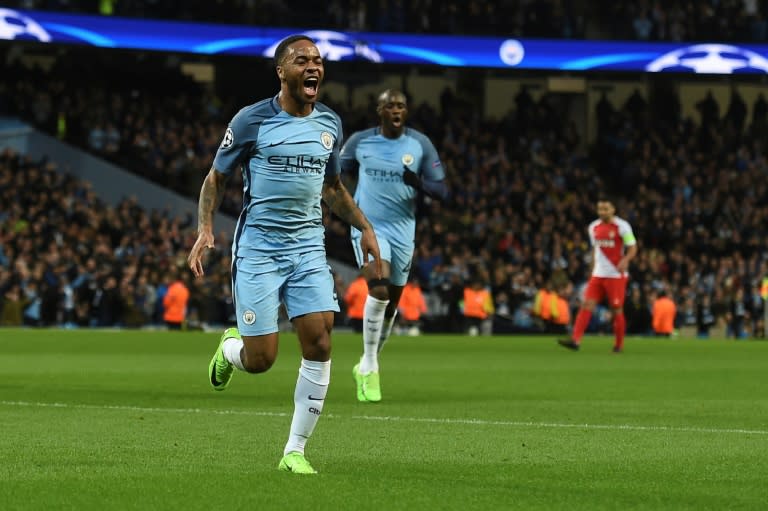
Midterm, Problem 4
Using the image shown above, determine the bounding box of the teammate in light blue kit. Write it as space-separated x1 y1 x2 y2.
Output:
341 89 447 403
187 35 381 475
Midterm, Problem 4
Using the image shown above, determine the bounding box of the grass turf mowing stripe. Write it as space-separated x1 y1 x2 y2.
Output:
3 399 767 436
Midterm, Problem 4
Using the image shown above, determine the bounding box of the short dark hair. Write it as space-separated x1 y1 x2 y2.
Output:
596 193 617 206
273 34 315 67
377 88 407 104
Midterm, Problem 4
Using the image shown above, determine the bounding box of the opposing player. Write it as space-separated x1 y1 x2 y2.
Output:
187 35 381 474
340 89 448 402
558 196 637 352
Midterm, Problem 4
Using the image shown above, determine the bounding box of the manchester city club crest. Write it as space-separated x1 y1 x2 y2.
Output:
402 154 414 166
321 132 334 149
243 310 256 325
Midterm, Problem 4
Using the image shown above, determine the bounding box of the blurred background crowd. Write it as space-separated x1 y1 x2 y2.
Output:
11 0 768 42
0 148 235 328
2 2 768 338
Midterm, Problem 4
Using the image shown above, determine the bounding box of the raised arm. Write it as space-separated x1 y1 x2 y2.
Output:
188 168 230 278
322 174 382 279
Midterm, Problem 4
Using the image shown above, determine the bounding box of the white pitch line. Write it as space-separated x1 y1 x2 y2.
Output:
1 400 767 436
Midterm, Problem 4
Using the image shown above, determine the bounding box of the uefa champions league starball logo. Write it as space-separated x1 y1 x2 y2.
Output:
646 44 768 74
264 30 382 63
0 8 51 42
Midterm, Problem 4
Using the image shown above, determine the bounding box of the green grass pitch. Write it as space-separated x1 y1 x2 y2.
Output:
1 329 767 510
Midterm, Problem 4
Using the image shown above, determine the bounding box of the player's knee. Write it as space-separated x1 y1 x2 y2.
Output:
314 330 332 356
370 288 388 301
241 352 276 373
303 330 331 360
367 278 390 301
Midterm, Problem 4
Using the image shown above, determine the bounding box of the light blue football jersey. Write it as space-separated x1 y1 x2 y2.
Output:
213 96 342 257
340 127 443 245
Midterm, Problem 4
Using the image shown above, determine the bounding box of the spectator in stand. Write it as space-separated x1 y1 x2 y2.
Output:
549 282 572 335
398 275 427 336
652 289 676 337
1 284 28 326
531 280 570 334
678 296 698 332
747 282 764 338
463 277 494 336
343 272 368 333
532 282 555 331
22 280 42 327
625 285 651 335
727 287 748 339
696 293 717 339
438 270 466 334
93 275 122 327
162 267 190 330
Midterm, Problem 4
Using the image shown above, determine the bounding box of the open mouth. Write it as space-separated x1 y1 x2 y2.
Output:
303 77 319 97
391 116 402 127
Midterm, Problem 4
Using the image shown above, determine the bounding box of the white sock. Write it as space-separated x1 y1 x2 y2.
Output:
360 296 388 374
378 310 398 354
284 358 331 456
222 337 245 371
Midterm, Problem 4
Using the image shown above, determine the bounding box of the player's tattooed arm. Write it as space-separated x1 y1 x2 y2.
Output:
323 175 382 278
322 174 371 232
197 168 229 234
188 168 229 278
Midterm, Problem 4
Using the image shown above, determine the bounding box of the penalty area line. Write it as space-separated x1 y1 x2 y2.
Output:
1 400 767 436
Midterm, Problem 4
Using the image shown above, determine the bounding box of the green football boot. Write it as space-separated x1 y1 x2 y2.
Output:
208 327 239 391
352 363 366 402
278 452 317 474
352 363 381 403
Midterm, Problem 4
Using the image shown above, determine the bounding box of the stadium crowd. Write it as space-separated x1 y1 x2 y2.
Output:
10 0 586 39
3 54 768 337
594 0 768 43
0 148 238 328
12 1 768 43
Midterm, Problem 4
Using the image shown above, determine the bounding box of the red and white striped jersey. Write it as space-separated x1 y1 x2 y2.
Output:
588 216 636 278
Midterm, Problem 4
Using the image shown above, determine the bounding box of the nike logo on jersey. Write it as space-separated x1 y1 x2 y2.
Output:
308 395 325 401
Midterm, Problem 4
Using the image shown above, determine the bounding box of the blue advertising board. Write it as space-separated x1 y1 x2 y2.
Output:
2 7 768 74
